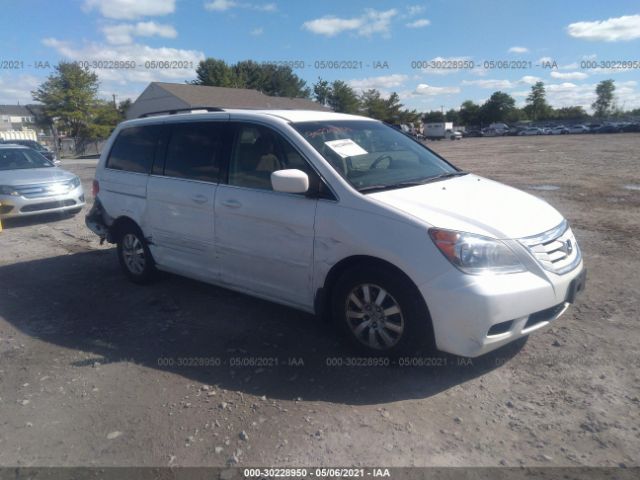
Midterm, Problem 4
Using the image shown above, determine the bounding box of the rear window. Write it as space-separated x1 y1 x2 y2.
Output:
106 125 160 174
163 122 226 182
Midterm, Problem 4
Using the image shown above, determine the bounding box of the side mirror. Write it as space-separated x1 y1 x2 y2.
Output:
271 169 309 194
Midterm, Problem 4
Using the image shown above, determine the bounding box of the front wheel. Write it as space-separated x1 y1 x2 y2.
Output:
332 265 433 355
117 225 156 284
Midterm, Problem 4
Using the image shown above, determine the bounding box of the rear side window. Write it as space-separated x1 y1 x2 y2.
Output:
163 122 226 182
106 125 160 173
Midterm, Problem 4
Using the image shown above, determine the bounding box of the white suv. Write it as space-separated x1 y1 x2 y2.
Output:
86 109 585 357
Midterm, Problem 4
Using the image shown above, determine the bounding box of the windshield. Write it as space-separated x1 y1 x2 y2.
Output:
292 120 460 192
0 148 54 170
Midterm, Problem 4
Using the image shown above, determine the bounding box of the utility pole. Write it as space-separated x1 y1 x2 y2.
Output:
112 94 117 108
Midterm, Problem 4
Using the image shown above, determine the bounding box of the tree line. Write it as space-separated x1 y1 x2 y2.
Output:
424 80 630 127
31 59 637 154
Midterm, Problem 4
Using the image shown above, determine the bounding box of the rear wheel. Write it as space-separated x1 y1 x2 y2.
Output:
117 224 156 283
332 265 433 355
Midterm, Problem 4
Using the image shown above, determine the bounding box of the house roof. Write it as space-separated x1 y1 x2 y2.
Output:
0 105 33 116
146 82 329 113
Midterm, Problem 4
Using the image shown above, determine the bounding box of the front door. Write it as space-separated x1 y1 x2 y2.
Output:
215 123 317 309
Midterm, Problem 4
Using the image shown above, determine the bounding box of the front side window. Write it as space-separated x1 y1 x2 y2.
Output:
106 125 160 174
228 124 315 191
0 148 53 170
292 120 461 192
163 122 226 182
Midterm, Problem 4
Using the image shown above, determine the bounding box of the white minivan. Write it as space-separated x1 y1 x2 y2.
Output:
86 109 586 357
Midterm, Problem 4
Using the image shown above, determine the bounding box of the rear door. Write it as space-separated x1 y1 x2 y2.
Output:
145 119 230 280
214 123 319 309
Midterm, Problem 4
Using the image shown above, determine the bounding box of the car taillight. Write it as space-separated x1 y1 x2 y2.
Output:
92 179 99 196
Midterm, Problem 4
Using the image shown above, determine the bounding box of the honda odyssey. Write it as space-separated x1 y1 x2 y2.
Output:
86 109 586 357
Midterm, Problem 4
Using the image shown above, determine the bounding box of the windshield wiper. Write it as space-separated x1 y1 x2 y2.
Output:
357 171 468 193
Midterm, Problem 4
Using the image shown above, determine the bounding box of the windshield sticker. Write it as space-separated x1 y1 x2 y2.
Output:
324 139 368 158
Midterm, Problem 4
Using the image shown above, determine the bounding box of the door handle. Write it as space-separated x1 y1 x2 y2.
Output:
191 194 208 204
222 199 242 208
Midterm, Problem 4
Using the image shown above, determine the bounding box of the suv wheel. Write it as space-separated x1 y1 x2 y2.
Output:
332 265 433 355
117 225 156 283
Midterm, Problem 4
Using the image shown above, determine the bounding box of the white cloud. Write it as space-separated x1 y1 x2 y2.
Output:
538 56 554 64
0 74 40 104
302 9 397 37
462 79 513 89
42 37 205 84
461 76 542 90
348 74 408 91
567 14 640 41
204 0 276 12
83 0 175 19
508 46 529 53
413 83 460 95
250 27 264 36
406 18 430 28
550 71 589 80
519 75 542 85
103 22 177 45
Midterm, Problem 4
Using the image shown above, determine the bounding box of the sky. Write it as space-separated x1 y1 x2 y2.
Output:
1 0 639 113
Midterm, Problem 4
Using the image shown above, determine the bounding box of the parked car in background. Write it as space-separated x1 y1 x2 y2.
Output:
621 123 640 133
518 127 543 136
551 126 569 135
567 125 590 134
593 124 620 134
447 129 463 140
0 144 84 219
86 109 585 357
1 139 60 165
463 129 483 138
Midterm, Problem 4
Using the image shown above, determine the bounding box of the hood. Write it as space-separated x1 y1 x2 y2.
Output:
368 174 564 239
0 167 75 186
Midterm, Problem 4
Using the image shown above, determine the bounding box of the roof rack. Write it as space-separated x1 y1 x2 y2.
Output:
138 106 224 118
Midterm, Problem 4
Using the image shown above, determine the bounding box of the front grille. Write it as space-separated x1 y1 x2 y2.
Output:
15 180 75 199
519 220 581 274
20 199 76 212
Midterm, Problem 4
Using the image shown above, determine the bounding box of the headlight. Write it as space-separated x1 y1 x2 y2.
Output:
429 228 526 275
69 176 81 188
0 185 19 196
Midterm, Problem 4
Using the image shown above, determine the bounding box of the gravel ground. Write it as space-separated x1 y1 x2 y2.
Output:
0 134 638 468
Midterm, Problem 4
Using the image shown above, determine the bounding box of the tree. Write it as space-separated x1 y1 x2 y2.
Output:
32 62 100 150
327 80 360 114
192 58 309 98
193 58 234 87
445 108 459 124
359 89 388 120
554 106 588 121
480 91 516 123
422 110 445 122
117 99 132 118
458 100 481 126
592 79 615 118
84 100 121 152
312 78 331 106
524 82 552 121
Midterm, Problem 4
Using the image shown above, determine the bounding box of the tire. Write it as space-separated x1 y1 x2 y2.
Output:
332 265 433 355
116 223 156 284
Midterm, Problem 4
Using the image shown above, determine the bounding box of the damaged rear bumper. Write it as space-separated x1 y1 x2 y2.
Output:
85 199 112 243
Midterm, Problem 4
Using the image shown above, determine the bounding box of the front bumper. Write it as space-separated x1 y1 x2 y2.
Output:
420 261 586 357
0 186 85 219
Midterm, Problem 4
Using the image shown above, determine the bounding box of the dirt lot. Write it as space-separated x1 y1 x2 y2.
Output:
0 134 639 468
